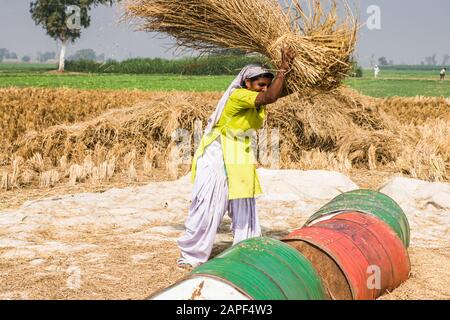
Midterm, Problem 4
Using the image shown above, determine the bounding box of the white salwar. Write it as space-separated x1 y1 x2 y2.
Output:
177 64 271 268
177 137 261 267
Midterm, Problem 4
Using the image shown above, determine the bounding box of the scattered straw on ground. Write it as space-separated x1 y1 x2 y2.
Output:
0 87 160 162
0 171 448 300
380 247 450 300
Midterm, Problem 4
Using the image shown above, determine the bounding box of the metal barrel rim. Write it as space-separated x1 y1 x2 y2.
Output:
305 189 410 247
190 237 328 300
286 211 411 300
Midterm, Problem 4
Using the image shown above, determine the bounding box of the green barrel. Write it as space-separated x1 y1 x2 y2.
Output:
191 237 327 300
306 189 410 247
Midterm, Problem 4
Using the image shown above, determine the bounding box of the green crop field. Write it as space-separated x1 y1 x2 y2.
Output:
0 63 58 73
1 63 449 97
346 68 450 97
0 72 234 91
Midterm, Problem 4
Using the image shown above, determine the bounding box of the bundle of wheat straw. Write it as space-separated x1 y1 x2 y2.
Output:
124 0 358 93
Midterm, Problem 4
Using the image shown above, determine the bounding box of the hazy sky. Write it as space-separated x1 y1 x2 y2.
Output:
1 0 449 66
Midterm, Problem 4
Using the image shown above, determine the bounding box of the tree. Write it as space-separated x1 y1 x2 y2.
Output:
431 53 437 65
425 53 438 66
349 59 363 78
37 51 56 62
442 54 450 66
378 57 388 66
97 53 105 62
67 48 97 61
369 53 376 67
0 48 8 62
30 0 118 72
22 56 31 63
0 48 18 61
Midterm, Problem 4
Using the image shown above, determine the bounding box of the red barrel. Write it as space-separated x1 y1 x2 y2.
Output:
283 212 410 300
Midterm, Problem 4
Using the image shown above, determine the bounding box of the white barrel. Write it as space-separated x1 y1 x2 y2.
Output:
149 276 251 300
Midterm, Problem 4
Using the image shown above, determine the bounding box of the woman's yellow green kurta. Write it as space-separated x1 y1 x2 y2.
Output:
191 88 265 200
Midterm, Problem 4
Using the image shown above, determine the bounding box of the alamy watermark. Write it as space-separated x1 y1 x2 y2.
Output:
167 124 281 169
66 265 82 290
66 5 81 30
366 5 381 30
367 265 382 290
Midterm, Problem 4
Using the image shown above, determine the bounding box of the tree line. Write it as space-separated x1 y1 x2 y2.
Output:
65 55 270 75
0 48 105 63
375 54 450 67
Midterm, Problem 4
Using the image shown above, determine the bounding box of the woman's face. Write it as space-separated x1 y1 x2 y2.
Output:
245 77 273 92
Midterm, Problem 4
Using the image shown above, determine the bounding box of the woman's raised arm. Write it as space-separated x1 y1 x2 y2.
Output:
255 45 296 107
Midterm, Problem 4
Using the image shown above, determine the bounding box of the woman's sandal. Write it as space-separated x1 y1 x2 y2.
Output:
177 258 195 271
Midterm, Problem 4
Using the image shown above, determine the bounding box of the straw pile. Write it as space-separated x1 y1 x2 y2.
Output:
266 88 406 171
1 92 217 189
12 93 214 164
8 89 397 173
124 0 358 93
0 87 158 164
376 96 450 125
1 88 449 190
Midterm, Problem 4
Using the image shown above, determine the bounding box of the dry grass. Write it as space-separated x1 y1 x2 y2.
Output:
1 87 450 193
1 91 217 190
124 0 358 93
0 87 158 165
380 247 450 300
268 88 403 171
371 96 450 181
1 86 449 300
395 120 450 181
378 96 450 125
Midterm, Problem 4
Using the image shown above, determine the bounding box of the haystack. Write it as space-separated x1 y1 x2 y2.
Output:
2 88 449 190
0 87 159 163
124 0 358 93
267 88 405 169
4 89 411 188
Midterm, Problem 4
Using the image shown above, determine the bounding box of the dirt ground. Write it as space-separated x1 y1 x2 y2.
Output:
1 228 448 300
0 169 449 300
1 238 448 300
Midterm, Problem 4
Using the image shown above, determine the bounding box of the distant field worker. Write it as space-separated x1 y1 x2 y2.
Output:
177 46 296 268
440 68 447 81
374 65 380 78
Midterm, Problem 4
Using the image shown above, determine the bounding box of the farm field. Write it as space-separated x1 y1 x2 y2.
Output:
1 63 450 97
0 65 449 300
0 63 58 73
3 0 450 304
348 69 450 97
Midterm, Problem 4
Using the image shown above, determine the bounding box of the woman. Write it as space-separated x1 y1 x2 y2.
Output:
177 46 296 268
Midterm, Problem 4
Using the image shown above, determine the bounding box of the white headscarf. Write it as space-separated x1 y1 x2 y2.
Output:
204 64 274 135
